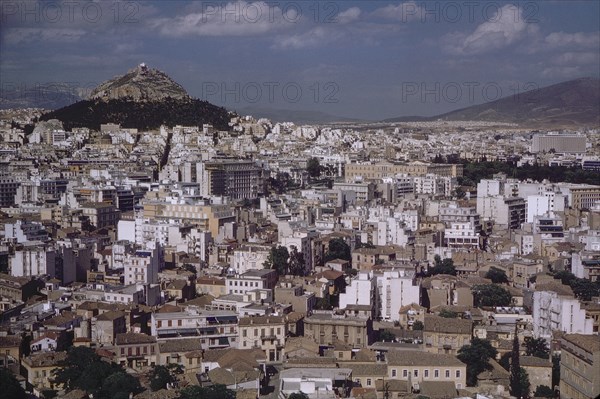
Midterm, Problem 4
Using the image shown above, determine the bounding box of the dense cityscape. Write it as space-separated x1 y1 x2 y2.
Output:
1 1 599 399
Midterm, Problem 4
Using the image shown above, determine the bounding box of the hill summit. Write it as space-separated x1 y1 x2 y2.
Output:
89 63 189 102
40 64 231 131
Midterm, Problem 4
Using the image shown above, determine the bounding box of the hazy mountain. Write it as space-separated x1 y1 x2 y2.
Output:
384 78 600 126
39 64 230 131
238 106 364 124
0 83 84 110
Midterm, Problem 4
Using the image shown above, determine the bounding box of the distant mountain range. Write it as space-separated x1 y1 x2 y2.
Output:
384 78 600 126
39 64 231 131
3 72 598 127
237 106 362 125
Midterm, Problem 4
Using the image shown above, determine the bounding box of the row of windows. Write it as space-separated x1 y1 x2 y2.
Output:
390 368 460 379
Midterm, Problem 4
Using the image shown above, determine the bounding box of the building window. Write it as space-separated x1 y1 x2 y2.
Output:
445 370 450 378
366 379 372 386
414 370 418 377
424 369 429 378
434 369 439 378
392 369 397 377
403 369 408 378
456 370 460 378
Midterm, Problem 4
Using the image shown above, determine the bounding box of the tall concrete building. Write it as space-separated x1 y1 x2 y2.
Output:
532 290 593 339
531 133 586 154
559 334 600 399
198 159 262 200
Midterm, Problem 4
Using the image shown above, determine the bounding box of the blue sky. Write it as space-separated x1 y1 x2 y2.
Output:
1 1 599 120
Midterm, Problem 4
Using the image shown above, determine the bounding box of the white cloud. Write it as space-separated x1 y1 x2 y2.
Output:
443 5 538 55
4 28 86 44
371 2 424 22
150 1 292 37
336 7 361 24
541 66 584 79
544 31 600 49
273 27 343 50
552 51 599 66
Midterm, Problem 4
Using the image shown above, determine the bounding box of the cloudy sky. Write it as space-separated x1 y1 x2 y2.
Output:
1 0 599 120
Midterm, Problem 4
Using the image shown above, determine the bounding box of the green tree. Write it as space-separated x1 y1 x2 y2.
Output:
510 328 523 398
551 355 560 389
52 346 101 390
178 384 236 399
379 330 396 342
457 338 498 386
534 385 555 398
524 337 549 359
264 245 289 275
0 368 27 399
430 255 456 276
323 238 351 263
150 364 181 391
99 372 141 399
472 284 512 307
52 346 141 399
412 320 424 330
499 351 512 371
314 295 333 310
553 270 576 286
288 245 306 276
307 157 321 178
438 309 458 318
485 267 509 284
514 367 530 398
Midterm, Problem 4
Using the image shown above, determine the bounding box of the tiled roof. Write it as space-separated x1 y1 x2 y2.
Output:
24 351 67 367
424 314 472 334
562 333 600 353
521 356 552 367
387 350 465 367
115 332 156 345
158 338 203 353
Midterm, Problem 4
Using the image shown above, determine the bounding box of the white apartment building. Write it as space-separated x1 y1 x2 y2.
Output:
230 244 271 274
444 221 480 249
123 246 163 286
4 220 48 243
526 193 566 223
339 271 378 317
10 245 56 278
150 307 238 349
532 290 594 339
226 269 278 296
376 269 420 322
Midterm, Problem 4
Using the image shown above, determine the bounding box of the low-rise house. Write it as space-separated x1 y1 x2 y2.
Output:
114 332 158 370
164 280 195 301
423 314 472 355
304 311 373 348
157 337 203 371
196 276 226 298
93 310 126 345
348 363 388 389
279 367 352 397
238 315 287 362
284 336 320 359
398 303 426 330
0 335 21 369
521 356 552 395
22 351 67 393
30 332 59 352
386 350 467 391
